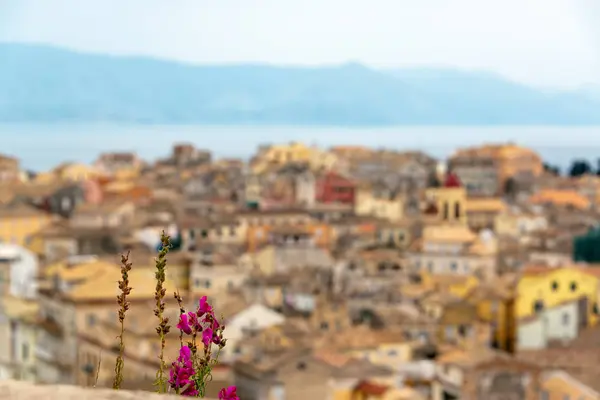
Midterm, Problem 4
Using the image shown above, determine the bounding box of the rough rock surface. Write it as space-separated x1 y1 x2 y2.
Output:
0 380 216 400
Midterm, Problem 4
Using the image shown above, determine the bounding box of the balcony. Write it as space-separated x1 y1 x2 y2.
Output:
35 346 55 362
36 315 64 338
35 334 75 365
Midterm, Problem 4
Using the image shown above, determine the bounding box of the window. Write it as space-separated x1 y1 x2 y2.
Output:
22 343 29 361
194 278 201 288
296 361 306 370
593 303 599 315
87 314 96 327
427 262 434 272
271 384 285 400
570 281 578 292
490 301 499 314
457 325 469 337
398 232 405 242
387 349 398 357
562 313 570 326
533 300 545 314
61 197 71 211
200 230 208 238
229 226 236 237
443 202 449 220
445 326 455 340
205 280 211 289
551 281 558 291
320 321 329 331
450 262 457 272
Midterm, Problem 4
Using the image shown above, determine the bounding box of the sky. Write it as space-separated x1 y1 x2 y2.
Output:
1 0 600 89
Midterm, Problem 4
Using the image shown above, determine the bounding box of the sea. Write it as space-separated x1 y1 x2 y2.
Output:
1 123 600 172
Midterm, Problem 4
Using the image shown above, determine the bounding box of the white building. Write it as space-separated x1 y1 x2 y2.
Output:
0 244 39 300
220 303 285 362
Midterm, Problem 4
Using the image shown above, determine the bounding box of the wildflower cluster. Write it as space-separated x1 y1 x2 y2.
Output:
170 296 238 399
112 231 239 398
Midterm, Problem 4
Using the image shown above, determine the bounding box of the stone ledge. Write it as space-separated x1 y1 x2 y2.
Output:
0 380 217 400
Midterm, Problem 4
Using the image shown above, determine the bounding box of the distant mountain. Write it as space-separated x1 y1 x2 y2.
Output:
1 42 599 125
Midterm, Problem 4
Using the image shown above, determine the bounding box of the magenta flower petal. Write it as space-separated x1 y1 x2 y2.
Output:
197 296 213 316
202 328 214 347
169 346 199 396
176 314 192 335
219 386 239 400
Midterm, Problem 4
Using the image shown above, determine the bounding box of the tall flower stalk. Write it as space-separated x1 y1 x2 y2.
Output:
113 251 132 389
153 232 172 393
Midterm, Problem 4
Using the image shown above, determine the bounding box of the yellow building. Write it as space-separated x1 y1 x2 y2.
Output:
465 277 517 353
251 142 338 174
516 265 600 325
419 273 480 299
450 143 543 190
464 197 506 231
354 185 404 222
32 172 57 184
375 221 414 250
52 162 103 182
494 210 548 237
424 175 467 226
0 204 53 246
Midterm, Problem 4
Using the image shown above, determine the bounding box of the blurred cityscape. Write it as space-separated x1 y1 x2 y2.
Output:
0 141 599 398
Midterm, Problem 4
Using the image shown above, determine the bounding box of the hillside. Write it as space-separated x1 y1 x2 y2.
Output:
1 43 599 125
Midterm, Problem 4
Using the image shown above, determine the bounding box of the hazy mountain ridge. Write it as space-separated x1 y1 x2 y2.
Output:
1 42 599 125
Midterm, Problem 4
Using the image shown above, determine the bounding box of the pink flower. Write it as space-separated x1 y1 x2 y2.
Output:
169 346 198 396
197 296 213 316
176 313 192 335
202 327 214 347
178 345 192 362
219 386 239 400
187 311 203 332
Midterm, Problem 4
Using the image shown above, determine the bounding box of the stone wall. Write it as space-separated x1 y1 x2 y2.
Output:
0 380 217 400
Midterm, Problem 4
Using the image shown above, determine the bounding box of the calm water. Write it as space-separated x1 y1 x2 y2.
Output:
1 123 600 171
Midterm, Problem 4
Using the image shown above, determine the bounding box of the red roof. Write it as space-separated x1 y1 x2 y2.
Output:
354 381 389 396
322 171 355 187
444 172 462 188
